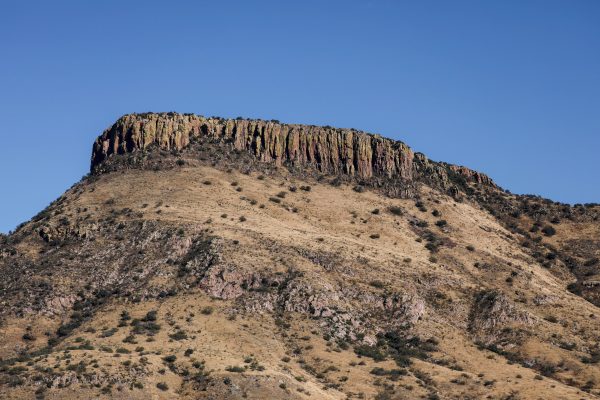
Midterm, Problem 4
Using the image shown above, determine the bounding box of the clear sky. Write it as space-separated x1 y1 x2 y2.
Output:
1 0 599 233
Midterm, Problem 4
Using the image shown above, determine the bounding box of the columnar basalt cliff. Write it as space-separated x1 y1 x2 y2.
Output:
91 113 495 193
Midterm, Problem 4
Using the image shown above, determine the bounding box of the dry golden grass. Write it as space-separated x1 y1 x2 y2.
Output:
1 165 599 399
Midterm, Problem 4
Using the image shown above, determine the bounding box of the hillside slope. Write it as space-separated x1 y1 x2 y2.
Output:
0 113 599 400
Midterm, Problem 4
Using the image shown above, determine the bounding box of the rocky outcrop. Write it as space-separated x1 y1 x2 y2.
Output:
413 152 495 189
91 113 496 194
91 113 414 180
469 290 534 339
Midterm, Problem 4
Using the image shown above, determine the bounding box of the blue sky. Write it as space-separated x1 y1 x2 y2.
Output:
1 0 599 233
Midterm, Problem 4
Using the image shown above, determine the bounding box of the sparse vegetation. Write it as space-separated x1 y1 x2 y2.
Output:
201 306 214 315
354 344 386 362
162 355 177 363
225 365 245 373
156 382 169 391
541 225 556 236
415 201 427 212
388 206 403 216
169 330 188 341
369 280 385 289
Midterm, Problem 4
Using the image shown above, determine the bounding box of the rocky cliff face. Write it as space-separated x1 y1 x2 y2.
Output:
91 113 495 193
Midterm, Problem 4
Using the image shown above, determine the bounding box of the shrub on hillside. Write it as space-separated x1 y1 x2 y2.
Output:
541 225 556 236
388 206 403 216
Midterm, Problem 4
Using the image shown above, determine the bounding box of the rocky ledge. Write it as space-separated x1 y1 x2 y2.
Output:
91 113 496 193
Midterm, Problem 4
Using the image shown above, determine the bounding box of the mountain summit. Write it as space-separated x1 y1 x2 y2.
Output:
0 113 599 399
91 113 494 195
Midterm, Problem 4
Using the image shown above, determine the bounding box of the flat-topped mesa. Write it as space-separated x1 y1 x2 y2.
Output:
91 113 415 181
91 113 496 192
